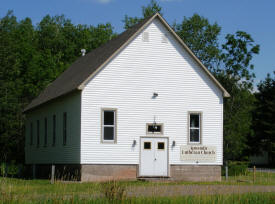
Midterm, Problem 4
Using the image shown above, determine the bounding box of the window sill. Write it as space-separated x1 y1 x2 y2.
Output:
146 133 163 135
101 140 116 144
188 142 201 145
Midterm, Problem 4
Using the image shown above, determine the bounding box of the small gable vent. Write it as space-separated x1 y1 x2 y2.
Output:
142 32 149 42
161 34 168 43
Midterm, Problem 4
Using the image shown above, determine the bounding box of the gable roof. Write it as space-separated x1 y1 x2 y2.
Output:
23 13 229 113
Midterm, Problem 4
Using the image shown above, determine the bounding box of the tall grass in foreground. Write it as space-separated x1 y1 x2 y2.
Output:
1 174 275 204
1 193 274 204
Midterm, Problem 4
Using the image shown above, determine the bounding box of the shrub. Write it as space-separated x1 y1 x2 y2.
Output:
223 161 249 176
7 161 19 177
101 180 126 201
0 163 6 177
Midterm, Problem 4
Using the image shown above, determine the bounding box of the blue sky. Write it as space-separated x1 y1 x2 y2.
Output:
1 0 274 84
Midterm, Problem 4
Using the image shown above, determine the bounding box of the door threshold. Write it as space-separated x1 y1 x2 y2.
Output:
138 176 170 178
137 176 172 182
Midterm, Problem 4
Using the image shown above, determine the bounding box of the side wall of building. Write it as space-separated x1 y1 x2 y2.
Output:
81 18 224 167
25 91 81 164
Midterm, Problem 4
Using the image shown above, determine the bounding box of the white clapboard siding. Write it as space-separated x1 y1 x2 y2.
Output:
25 92 81 164
81 18 223 165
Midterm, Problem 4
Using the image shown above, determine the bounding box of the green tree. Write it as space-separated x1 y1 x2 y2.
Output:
0 11 36 162
0 11 115 163
220 31 259 90
173 14 221 72
217 31 259 161
251 72 275 165
123 0 162 29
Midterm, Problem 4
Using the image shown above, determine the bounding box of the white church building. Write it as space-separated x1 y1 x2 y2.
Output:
24 13 229 182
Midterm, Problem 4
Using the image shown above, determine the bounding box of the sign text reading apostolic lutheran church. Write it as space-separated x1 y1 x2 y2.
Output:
180 146 216 162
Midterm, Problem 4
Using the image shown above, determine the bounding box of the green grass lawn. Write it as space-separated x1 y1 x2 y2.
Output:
0 171 275 203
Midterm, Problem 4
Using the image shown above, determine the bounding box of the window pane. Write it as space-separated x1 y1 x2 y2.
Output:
53 115 56 146
63 112 67 145
30 123 33 145
190 129 200 142
104 127 114 140
44 118 47 146
158 142 165 150
37 120 40 147
104 111 114 125
144 142 151 149
190 114 200 128
148 124 162 133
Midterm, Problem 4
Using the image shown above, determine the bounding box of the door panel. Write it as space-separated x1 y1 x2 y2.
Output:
154 138 168 176
140 137 168 176
140 139 155 176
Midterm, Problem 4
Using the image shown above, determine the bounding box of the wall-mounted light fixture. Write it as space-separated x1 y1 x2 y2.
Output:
172 141 176 147
132 140 136 147
152 92 158 99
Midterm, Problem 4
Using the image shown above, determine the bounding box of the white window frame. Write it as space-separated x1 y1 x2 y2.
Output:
188 112 202 144
101 108 117 143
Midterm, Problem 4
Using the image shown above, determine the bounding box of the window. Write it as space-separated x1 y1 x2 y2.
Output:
158 142 165 150
146 123 163 134
52 115 56 146
63 112 67 145
30 123 33 145
36 120 40 147
144 142 151 150
44 118 47 147
102 109 116 142
189 112 201 143
142 32 149 42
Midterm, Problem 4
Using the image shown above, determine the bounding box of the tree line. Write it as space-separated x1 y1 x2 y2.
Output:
0 0 274 165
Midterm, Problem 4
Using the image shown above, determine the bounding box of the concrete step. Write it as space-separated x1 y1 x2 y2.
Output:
137 177 172 182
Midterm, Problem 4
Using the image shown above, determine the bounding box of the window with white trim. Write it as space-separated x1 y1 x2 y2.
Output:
189 113 201 143
102 109 116 142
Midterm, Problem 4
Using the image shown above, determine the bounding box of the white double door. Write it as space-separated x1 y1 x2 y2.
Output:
140 137 168 177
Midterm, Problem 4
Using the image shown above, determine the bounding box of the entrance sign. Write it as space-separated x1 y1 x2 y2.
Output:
180 145 216 162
